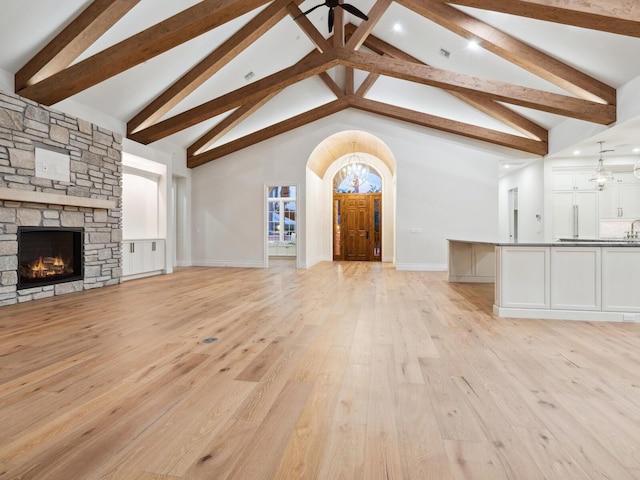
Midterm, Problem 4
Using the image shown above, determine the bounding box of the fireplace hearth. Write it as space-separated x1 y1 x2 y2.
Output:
17 227 84 289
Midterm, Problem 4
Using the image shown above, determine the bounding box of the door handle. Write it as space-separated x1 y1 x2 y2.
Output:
366 231 369 239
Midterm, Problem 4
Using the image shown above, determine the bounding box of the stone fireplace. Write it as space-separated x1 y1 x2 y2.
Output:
0 89 122 306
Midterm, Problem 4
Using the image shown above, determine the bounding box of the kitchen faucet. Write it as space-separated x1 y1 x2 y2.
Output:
629 219 640 239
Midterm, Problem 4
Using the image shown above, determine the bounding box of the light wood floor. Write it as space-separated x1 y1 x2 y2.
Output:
1 260 640 479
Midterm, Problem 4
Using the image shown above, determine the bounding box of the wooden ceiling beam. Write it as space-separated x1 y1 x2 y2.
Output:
398 0 615 104
16 0 271 106
336 48 615 124
129 0 303 134
355 73 381 97
187 92 280 157
288 4 332 52
348 24 547 141
345 0 393 51
350 96 548 155
188 98 351 167
318 72 345 97
427 0 640 38
333 5 345 47
15 0 141 90
129 52 339 144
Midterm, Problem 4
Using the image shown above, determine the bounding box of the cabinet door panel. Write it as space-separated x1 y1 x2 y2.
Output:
598 186 618 219
602 248 640 312
575 191 598 238
552 192 575 239
619 185 640 218
552 172 574 190
122 241 133 276
551 248 601 310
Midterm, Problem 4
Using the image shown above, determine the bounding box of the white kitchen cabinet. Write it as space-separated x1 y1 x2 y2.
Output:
602 248 640 312
552 171 594 191
447 241 495 282
496 246 550 309
599 177 640 219
550 247 601 310
122 239 166 279
551 190 598 239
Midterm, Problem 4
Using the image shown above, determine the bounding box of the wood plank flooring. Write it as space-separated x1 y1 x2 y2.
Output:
1 260 640 479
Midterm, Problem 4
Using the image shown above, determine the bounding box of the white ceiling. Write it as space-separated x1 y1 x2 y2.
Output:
2 0 640 169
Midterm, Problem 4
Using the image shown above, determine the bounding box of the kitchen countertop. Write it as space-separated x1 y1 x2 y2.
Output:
448 238 640 247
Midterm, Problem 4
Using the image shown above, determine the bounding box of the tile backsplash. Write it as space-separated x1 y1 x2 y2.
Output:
600 220 636 238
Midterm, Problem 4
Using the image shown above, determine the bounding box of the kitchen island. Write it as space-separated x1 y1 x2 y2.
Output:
448 239 640 322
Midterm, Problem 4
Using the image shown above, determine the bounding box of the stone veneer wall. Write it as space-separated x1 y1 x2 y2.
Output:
0 90 122 306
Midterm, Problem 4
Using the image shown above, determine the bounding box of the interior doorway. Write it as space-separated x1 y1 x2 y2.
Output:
333 193 382 261
305 129 397 266
267 185 297 259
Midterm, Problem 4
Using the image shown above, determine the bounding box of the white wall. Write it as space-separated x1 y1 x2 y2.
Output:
305 169 324 268
191 109 509 270
498 160 545 243
394 136 499 270
191 133 307 268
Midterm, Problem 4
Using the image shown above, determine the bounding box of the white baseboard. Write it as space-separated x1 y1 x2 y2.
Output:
395 263 448 272
493 305 640 323
191 260 266 268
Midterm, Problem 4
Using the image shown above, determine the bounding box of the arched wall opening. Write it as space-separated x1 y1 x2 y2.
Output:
305 130 397 267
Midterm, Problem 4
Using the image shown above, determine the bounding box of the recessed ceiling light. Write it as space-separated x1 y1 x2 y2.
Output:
393 23 403 33
468 39 480 50
633 148 640 153
573 150 581 155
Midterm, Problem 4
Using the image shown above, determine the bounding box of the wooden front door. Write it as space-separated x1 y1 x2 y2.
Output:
333 194 381 261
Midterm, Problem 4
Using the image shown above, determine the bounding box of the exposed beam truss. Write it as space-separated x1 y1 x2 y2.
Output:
15 0 627 168
427 0 640 38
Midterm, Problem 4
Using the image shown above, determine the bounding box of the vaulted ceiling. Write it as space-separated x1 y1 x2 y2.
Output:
2 0 640 168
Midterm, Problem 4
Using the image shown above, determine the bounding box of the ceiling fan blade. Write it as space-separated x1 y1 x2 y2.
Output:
339 3 369 21
295 2 326 19
328 7 334 33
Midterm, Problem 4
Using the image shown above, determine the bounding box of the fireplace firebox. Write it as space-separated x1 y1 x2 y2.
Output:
17 227 84 289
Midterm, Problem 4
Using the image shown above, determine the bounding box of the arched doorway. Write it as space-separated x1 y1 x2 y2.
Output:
332 163 383 261
305 130 396 265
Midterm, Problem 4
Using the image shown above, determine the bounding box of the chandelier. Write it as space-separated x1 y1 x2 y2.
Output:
337 142 370 193
589 141 615 191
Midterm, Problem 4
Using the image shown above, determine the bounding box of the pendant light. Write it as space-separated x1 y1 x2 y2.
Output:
589 141 615 191
337 142 370 193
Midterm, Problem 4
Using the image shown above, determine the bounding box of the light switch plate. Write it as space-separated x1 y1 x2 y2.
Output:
35 147 70 182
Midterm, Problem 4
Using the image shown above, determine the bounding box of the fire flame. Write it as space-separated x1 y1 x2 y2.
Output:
28 256 68 278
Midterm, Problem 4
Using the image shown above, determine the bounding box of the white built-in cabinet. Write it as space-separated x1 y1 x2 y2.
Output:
496 246 550 309
494 244 640 320
448 241 495 282
551 190 598 239
550 247 601 310
598 172 640 219
601 248 640 312
551 168 640 239
122 239 165 279
551 170 599 239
